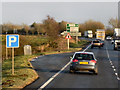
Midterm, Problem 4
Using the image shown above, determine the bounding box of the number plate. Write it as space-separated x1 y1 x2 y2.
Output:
94 43 99 45
79 62 88 64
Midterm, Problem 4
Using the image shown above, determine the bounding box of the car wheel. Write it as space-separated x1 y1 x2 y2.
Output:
94 67 98 75
69 70 74 73
69 66 74 73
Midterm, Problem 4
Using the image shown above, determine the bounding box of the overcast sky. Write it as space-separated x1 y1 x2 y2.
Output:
2 2 118 26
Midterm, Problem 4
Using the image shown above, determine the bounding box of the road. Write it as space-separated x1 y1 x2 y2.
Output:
23 40 120 90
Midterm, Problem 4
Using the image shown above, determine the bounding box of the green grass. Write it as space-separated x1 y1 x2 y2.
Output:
70 40 89 48
2 55 39 89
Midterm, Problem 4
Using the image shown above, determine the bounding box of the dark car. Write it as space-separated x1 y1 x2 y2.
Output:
69 52 98 75
91 40 102 48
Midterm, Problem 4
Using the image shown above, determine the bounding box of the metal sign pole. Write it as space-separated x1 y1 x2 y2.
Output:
6 47 8 59
76 36 78 44
6 35 8 59
12 47 14 75
68 39 69 50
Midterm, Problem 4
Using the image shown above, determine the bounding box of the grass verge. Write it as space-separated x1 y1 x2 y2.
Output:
2 55 39 89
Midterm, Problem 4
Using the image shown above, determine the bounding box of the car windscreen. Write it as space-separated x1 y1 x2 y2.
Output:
73 53 94 60
93 41 99 43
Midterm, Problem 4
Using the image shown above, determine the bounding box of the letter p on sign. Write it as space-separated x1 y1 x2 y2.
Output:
9 36 17 46
6 35 19 48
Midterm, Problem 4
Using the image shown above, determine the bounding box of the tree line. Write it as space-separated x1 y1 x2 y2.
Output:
1 16 118 37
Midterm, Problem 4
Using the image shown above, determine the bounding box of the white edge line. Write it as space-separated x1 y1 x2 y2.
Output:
38 43 92 89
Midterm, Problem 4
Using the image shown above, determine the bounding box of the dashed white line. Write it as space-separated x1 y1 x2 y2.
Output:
38 44 92 90
115 73 118 76
106 46 120 81
112 66 115 69
113 69 116 71
117 77 120 80
39 61 71 89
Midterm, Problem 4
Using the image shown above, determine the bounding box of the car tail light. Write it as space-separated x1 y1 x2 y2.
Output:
90 60 96 63
72 59 78 62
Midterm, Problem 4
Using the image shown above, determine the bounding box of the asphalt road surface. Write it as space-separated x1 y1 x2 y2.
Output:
23 40 120 90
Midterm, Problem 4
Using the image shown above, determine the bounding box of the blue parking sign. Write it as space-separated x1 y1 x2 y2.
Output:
6 35 19 48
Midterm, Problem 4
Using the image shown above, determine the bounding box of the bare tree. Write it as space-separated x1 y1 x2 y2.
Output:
22 24 30 35
79 20 104 35
43 15 60 39
109 18 118 28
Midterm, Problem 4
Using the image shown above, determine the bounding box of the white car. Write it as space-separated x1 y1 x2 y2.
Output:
106 36 112 40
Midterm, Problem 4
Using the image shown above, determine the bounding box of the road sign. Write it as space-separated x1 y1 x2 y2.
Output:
66 24 79 33
61 31 81 36
6 34 19 75
67 24 78 27
65 33 72 50
6 35 19 48
65 33 72 39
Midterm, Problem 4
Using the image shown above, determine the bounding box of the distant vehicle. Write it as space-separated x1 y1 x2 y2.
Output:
69 52 98 75
111 39 114 44
91 40 102 48
113 28 120 50
114 38 120 50
96 29 105 40
106 36 112 40
84 30 93 38
95 39 104 47
114 28 120 37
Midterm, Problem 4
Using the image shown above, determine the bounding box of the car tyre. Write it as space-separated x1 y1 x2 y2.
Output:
69 66 74 73
69 70 74 73
94 67 98 75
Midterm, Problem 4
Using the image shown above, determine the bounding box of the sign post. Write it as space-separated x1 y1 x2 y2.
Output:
6 35 19 75
66 24 79 44
65 33 72 50
12 48 14 75
6 47 8 59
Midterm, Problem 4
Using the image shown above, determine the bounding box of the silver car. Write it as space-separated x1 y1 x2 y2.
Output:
70 52 98 75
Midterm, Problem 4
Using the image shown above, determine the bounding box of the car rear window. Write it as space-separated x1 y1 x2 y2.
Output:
73 53 94 60
93 41 99 43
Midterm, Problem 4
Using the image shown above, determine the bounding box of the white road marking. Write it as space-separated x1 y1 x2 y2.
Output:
113 69 116 71
106 45 120 81
112 66 115 69
115 73 118 76
117 77 120 80
38 44 92 89
39 61 71 89
110 63 113 66
83 44 92 52
31 55 44 61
